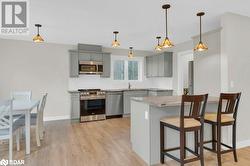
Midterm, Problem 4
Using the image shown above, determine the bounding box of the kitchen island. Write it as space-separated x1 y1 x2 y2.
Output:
130 95 226 165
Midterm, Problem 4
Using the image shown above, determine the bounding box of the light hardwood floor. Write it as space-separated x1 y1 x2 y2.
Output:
0 118 250 166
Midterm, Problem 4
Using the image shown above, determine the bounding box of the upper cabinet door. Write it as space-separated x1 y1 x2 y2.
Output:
145 52 173 78
101 53 111 77
158 54 165 77
152 56 158 77
91 53 103 61
78 52 91 61
163 52 173 77
146 56 153 77
69 51 79 77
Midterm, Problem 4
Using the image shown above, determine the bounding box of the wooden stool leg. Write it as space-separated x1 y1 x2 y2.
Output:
194 131 199 154
160 123 165 164
212 124 217 151
233 123 238 162
200 127 204 166
184 132 186 159
217 125 222 166
180 130 185 166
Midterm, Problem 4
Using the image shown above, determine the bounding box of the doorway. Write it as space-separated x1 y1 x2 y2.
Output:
177 50 194 95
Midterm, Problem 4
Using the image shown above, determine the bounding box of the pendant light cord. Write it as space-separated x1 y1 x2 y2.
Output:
165 9 168 38
37 26 40 35
200 16 202 42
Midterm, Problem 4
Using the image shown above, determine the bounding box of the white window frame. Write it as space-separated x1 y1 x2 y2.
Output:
111 55 143 82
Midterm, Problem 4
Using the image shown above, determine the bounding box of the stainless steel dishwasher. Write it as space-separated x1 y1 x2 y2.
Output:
105 91 123 118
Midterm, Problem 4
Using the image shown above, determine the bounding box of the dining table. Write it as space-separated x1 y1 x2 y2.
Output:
12 99 40 155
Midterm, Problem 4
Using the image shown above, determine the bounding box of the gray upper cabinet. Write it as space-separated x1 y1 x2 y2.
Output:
162 52 173 77
69 51 79 77
146 56 153 77
146 52 173 77
152 55 158 77
101 53 111 77
158 54 165 77
79 52 103 62
91 53 103 61
78 44 102 52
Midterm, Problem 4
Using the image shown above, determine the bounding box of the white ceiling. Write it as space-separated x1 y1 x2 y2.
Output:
1 0 250 50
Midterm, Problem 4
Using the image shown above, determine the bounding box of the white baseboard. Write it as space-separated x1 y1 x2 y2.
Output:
44 115 70 122
237 139 250 149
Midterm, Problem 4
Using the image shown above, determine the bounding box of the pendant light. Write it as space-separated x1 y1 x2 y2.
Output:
112 31 120 48
128 47 134 58
33 24 44 43
161 4 174 48
194 12 208 51
155 36 162 51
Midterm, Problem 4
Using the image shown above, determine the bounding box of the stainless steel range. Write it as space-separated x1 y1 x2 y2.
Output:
79 89 106 122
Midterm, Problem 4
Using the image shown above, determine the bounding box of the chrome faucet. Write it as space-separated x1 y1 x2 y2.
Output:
128 83 131 89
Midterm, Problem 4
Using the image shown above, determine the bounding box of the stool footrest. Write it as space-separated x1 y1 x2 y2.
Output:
185 147 199 157
162 150 200 164
162 146 200 164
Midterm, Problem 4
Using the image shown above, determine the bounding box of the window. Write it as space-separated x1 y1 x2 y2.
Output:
128 61 138 80
113 58 141 81
114 60 124 80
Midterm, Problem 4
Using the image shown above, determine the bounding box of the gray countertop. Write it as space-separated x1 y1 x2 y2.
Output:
132 95 219 107
104 88 173 92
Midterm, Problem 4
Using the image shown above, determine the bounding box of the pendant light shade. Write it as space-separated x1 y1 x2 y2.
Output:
194 12 208 51
128 47 134 58
112 31 120 48
33 24 44 43
161 4 174 48
155 36 162 51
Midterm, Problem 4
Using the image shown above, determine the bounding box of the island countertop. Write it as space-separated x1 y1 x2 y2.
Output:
132 95 219 107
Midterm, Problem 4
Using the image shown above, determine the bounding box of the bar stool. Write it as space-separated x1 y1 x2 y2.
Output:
203 93 241 166
160 94 208 166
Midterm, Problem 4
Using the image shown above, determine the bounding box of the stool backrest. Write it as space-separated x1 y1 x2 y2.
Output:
180 94 208 128
0 100 13 131
11 91 32 101
218 93 241 119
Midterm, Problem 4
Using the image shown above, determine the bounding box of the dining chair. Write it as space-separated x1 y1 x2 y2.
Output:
16 93 48 147
160 94 208 166
0 100 22 161
11 91 32 101
203 93 241 166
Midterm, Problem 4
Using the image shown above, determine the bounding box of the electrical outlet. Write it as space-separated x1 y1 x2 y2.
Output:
145 111 149 120
230 81 234 88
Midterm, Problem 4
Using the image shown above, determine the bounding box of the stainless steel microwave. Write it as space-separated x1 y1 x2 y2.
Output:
79 61 103 75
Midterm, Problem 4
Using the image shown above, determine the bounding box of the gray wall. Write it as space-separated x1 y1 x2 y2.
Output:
0 38 73 120
193 29 222 96
221 13 250 143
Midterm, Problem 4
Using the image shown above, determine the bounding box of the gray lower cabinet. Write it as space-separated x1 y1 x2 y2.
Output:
123 90 148 115
146 52 173 77
69 51 79 77
70 92 80 121
101 53 111 77
106 91 123 116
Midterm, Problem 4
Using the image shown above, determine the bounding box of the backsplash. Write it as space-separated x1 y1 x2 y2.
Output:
68 75 173 90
